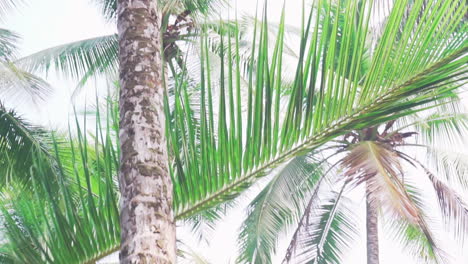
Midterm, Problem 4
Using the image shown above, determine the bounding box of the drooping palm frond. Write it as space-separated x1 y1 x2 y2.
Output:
0 104 54 187
337 137 446 260
169 0 468 220
237 155 325 264
0 62 51 103
384 219 441 263
401 147 468 245
381 175 445 263
424 167 468 241
425 147 468 190
282 184 359 264
342 141 422 223
0 102 120 264
387 106 468 191
0 28 19 61
394 111 468 190
17 34 118 94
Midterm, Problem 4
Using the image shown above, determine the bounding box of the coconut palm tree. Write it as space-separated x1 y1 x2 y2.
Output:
269 113 468 264
0 0 467 263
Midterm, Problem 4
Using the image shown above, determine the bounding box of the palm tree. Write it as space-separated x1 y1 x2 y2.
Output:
272 113 468 264
0 0 467 263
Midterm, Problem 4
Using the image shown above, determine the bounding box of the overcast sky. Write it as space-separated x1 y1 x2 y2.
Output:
1 0 467 263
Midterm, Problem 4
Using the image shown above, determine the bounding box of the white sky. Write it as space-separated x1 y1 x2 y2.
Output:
1 0 467 263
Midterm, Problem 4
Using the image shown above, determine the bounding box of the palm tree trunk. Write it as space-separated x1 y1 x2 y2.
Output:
366 190 379 264
117 1 176 263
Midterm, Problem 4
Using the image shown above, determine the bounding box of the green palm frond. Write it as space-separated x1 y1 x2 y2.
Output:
169 0 468 220
17 34 118 95
0 104 54 187
283 184 358 264
237 155 324 264
203 16 303 84
0 28 20 61
0 251 15 264
0 102 120 264
202 1 371 88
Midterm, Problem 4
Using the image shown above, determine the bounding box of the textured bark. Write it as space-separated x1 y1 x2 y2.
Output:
117 1 176 263
366 191 379 264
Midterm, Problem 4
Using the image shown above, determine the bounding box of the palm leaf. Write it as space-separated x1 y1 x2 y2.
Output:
381 175 445 263
0 28 20 61
395 149 467 251
237 155 324 264
384 219 442 263
341 140 444 258
91 0 117 22
17 34 118 96
424 167 468 241
0 62 51 103
0 101 120 264
395 111 468 189
169 0 468 220
343 141 421 222
408 112 468 147
425 147 468 190
0 104 55 187
282 183 359 264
